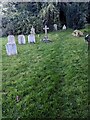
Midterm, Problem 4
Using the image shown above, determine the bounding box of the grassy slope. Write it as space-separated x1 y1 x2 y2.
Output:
1 29 88 118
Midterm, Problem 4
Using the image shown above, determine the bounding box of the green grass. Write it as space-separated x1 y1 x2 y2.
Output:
1 29 88 119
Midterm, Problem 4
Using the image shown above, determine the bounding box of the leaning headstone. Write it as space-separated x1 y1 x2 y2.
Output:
28 26 35 43
18 34 26 44
54 24 58 31
42 25 52 43
6 34 17 56
62 25 66 30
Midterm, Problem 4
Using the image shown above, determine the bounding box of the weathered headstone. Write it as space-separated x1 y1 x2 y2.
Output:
28 26 35 43
42 25 51 43
62 25 66 30
54 24 58 31
6 34 17 56
18 34 26 44
72 30 83 37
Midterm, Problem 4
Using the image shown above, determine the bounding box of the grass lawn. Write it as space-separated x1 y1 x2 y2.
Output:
1 29 88 119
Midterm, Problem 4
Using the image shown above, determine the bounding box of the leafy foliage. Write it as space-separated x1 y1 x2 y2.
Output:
2 2 89 36
66 3 87 29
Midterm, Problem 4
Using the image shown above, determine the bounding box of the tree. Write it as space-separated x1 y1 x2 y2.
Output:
66 2 87 29
1 2 89 36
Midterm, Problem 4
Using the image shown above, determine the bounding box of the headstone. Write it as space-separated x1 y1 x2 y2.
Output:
42 25 52 43
6 35 17 56
62 25 66 30
18 34 26 44
72 30 83 37
85 34 90 42
8 35 16 44
43 25 49 36
54 24 58 31
28 26 35 43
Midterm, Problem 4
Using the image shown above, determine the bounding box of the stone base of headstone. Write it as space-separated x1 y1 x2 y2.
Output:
42 36 52 43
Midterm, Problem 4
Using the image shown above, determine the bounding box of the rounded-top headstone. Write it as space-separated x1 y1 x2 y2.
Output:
62 25 66 30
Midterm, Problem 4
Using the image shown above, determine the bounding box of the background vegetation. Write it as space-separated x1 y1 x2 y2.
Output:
1 2 90 36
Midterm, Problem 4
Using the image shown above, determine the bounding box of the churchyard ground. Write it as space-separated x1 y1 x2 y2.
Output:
1 29 88 119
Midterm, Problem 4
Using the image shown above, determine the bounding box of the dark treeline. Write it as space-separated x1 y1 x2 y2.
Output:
2 2 90 36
